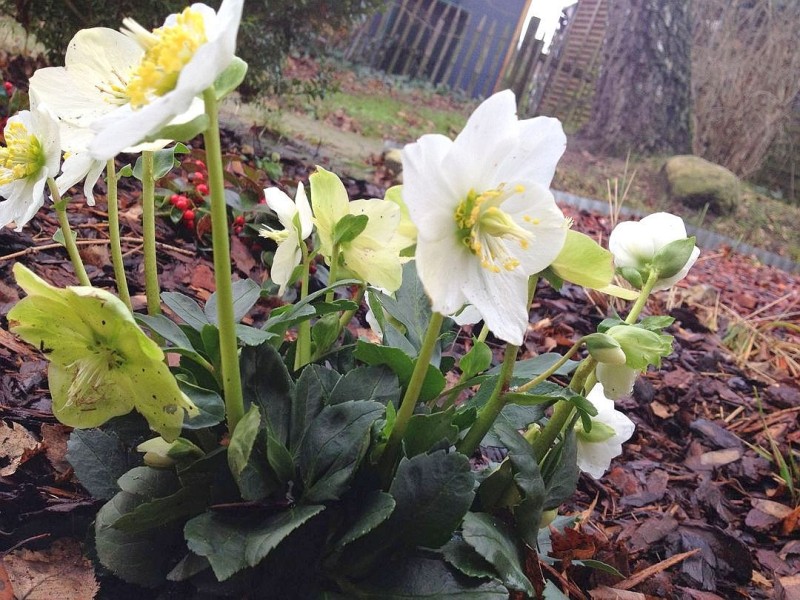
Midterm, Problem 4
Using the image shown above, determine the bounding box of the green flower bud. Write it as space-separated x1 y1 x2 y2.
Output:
585 333 627 365
606 324 673 370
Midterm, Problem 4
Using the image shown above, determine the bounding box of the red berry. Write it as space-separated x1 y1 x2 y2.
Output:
196 183 209 195
175 197 190 211
193 171 204 182
233 225 243 235
170 193 180 205
183 209 195 221
3 81 12 94
185 219 195 230
195 160 206 170
234 215 245 225
258 197 267 204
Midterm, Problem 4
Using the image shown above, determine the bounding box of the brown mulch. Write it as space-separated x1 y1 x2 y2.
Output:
1 133 799 599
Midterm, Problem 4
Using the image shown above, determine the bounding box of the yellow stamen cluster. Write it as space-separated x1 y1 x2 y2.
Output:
0 122 45 185
454 184 535 273
124 8 208 108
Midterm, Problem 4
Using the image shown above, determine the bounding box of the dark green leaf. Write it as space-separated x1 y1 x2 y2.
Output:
490 353 578 379
205 278 262 325
235 323 278 346
403 408 459 457
333 213 369 245
162 292 210 331
112 486 206 533
389 451 475 549
494 422 546 548
291 365 341 452
348 552 509 598
354 341 445 402
240 342 294 445
638 315 676 331
66 429 136 500
335 491 396 550
374 262 436 356
184 513 250 581
569 393 599 418
166 552 210 582
461 512 534 595
227 405 274 500
263 279 360 338
96 489 185 587
442 538 498 580
299 401 384 503
245 504 326 567
266 431 295 485
52 227 65 246
328 365 400 406
180 380 225 429
542 430 579 511
135 313 194 349
459 340 493 379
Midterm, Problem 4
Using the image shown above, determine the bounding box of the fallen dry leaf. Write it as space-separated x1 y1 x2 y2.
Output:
0 562 13 600
0 421 41 476
2 538 98 600
776 574 800 600
40 423 71 475
590 586 648 599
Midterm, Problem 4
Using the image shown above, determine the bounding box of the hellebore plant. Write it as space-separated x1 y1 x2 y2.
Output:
3 4 700 593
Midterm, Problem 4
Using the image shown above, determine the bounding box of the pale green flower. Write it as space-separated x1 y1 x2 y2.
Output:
310 167 406 292
576 383 635 479
402 90 569 345
8 263 198 441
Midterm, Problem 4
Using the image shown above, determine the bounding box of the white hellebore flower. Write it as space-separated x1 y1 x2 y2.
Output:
576 383 635 479
88 0 243 160
402 90 569 345
259 183 313 296
0 108 60 231
29 27 204 204
609 212 700 291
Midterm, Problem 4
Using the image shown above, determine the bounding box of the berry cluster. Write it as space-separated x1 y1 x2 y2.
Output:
167 159 208 231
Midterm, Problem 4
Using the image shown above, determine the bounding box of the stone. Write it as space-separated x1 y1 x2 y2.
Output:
663 155 740 215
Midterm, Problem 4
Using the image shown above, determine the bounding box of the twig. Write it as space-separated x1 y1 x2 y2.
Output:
0 237 195 262
615 549 700 591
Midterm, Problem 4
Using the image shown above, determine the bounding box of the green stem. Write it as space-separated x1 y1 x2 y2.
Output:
457 343 519 456
338 285 365 330
106 160 132 311
48 179 90 286
477 323 490 343
141 150 161 316
294 241 313 370
513 339 585 394
626 270 658 324
528 356 596 461
203 88 244 433
325 243 341 303
380 311 445 483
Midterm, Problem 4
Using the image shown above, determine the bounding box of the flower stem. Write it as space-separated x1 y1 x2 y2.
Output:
379 311 445 483
141 150 161 316
325 244 341 303
457 343 519 456
48 179 90 286
512 339 585 394
203 88 244 433
625 270 658 324
529 357 596 461
106 160 132 311
294 241 312 370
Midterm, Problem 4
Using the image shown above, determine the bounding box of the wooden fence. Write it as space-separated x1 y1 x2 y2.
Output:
344 0 530 99
528 0 608 127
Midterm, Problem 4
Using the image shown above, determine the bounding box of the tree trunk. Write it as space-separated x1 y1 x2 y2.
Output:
582 0 692 156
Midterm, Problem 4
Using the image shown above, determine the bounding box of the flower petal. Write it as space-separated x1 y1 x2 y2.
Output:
493 116 566 188
464 268 530 346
